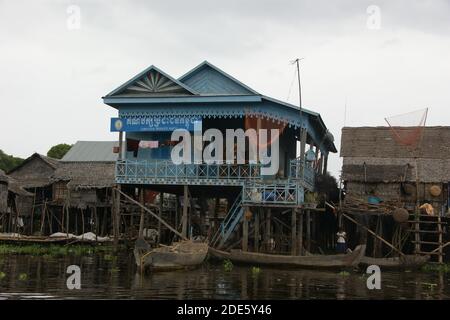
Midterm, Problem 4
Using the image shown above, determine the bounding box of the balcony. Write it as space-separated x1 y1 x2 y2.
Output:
115 159 262 186
289 157 315 191
115 158 316 194
242 181 304 206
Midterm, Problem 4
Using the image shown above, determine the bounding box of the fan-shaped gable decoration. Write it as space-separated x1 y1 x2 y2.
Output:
106 65 197 97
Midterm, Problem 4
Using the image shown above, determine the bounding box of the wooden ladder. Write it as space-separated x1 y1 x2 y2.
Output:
409 214 445 263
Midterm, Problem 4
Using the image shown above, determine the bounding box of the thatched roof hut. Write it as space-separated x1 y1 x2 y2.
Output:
0 169 8 213
52 161 116 190
341 126 450 183
7 153 59 189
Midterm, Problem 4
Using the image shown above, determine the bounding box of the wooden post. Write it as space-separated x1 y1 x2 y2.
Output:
291 208 297 255
118 131 124 159
323 155 328 175
30 187 36 235
81 208 85 235
306 209 311 252
265 208 271 252
300 128 307 179
182 185 189 239
40 202 47 235
254 209 260 252
113 185 121 247
242 207 249 252
75 209 78 234
158 192 163 244
65 205 70 236
438 215 443 264
138 188 145 238
175 195 180 232
298 209 304 255
61 205 65 233
94 206 98 241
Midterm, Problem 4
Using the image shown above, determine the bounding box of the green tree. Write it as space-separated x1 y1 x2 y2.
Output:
0 149 24 172
47 143 72 159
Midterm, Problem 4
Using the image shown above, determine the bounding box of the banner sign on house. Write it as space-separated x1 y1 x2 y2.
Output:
110 116 201 132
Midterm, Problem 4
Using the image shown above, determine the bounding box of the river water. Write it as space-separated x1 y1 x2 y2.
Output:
0 251 449 300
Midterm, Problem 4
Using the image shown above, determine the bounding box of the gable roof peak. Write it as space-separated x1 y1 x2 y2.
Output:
178 61 259 95
104 64 198 98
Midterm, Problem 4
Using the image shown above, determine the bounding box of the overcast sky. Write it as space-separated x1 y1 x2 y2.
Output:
1 0 450 178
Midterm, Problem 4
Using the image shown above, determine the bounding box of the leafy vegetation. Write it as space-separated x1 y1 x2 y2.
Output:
0 244 114 257
0 149 24 172
47 143 72 159
251 266 261 278
18 273 28 281
223 259 233 272
421 263 450 273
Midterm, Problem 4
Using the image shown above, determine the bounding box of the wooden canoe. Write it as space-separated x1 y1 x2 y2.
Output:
209 245 366 269
359 255 430 269
134 238 208 271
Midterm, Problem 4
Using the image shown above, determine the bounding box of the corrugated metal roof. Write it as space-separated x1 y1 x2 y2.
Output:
62 141 118 162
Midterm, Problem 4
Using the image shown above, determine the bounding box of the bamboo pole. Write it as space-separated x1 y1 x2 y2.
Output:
342 213 405 257
116 187 187 240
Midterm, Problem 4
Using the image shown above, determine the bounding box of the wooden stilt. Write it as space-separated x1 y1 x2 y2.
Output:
182 185 189 239
81 208 85 235
242 207 249 252
265 208 271 252
298 209 304 255
94 206 98 241
254 208 260 252
138 188 145 238
61 205 65 233
65 205 70 236
40 202 47 235
30 187 36 235
158 192 163 244
113 185 121 247
46 206 52 234
306 209 311 252
291 208 297 255
438 215 443 264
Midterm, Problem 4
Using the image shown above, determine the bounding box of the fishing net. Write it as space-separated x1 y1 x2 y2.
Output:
384 108 428 150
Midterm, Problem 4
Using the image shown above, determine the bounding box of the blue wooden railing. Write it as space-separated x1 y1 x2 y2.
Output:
115 159 261 186
115 158 315 193
289 157 315 191
242 181 304 205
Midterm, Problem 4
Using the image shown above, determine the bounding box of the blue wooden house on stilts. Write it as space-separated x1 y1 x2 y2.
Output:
103 61 337 255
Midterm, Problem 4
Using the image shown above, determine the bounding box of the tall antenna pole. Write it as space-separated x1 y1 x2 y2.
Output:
291 58 304 123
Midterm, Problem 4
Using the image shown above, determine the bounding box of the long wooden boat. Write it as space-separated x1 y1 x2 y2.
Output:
209 245 366 269
359 255 430 270
134 238 208 271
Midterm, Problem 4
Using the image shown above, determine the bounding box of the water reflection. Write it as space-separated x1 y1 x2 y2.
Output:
0 252 449 299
